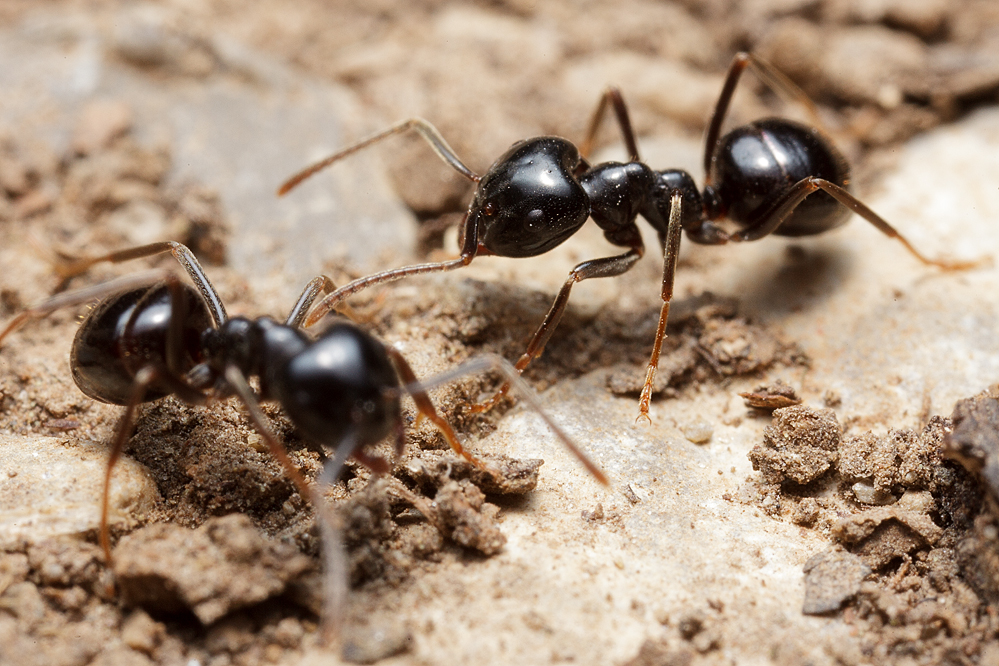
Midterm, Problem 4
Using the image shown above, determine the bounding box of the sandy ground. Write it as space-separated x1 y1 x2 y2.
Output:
2 1 999 665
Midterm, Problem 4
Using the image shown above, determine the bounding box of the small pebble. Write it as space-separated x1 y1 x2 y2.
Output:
851 481 897 506
682 420 714 444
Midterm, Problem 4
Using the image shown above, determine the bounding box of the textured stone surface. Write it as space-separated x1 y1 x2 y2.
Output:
0 435 159 546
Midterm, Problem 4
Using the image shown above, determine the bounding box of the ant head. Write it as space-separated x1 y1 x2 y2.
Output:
470 137 589 258
275 323 401 450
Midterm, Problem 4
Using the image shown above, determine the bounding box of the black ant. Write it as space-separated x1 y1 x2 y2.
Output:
278 52 980 423
0 241 608 568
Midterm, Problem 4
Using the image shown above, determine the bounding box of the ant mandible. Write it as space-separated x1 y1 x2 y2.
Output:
279 52 978 424
0 241 607 565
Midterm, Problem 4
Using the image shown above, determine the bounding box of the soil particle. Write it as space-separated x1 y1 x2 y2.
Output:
340 622 413 664
748 405 841 485
739 379 802 411
680 419 714 445
675 609 721 654
802 549 871 615
120 609 166 655
112 513 314 624
791 497 821 527
26 538 110 596
839 419 949 495
433 479 506 556
956 513 999 604
833 491 944 570
398 450 543 496
621 639 694 666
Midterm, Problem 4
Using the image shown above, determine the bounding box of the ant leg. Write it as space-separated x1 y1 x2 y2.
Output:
579 87 641 162
638 192 683 423
286 276 337 327
384 347 487 470
302 213 481 327
732 178 983 270
468 241 644 414
278 117 481 195
703 52 824 184
101 364 212 565
100 367 161 564
402 354 608 484
286 276 363 328
0 269 174 348
49 241 227 327
313 497 347 647
223 365 315 500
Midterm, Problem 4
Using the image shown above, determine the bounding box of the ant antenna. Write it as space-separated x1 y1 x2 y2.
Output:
278 117 481 196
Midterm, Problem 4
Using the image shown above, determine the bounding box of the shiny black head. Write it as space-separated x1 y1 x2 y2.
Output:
268 322 401 452
471 137 589 258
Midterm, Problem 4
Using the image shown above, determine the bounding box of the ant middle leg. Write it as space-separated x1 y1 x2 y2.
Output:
395 353 608 484
468 237 645 415
638 192 684 423
579 87 641 162
731 177 984 270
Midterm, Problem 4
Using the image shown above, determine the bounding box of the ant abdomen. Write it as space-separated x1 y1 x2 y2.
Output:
71 283 211 405
710 118 851 237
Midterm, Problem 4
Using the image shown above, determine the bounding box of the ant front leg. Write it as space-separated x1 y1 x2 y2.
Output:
469 237 645 415
222 365 317 500
638 192 683 423
302 212 482 327
285 275 362 328
732 177 984 270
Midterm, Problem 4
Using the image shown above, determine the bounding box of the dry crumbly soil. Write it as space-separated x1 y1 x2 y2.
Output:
2 1 999 665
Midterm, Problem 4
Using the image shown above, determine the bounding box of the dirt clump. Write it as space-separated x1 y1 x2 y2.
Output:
742 396 998 663
802 549 871 615
748 405 841 486
606 294 804 400
113 513 313 624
